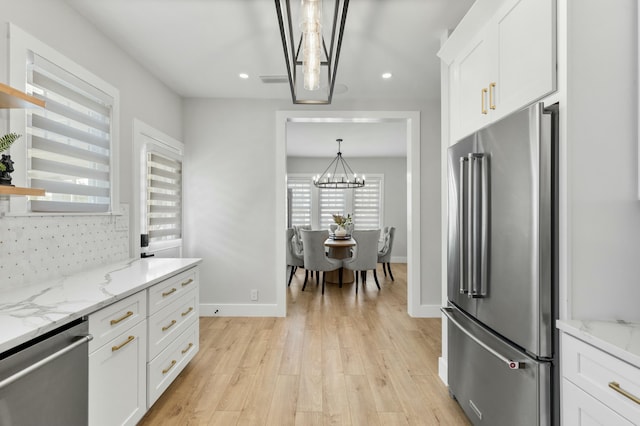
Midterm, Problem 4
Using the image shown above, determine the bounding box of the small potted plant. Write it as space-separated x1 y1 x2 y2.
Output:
332 213 352 237
0 132 20 186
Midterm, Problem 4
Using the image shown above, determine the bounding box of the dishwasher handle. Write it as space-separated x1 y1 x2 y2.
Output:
0 334 93 390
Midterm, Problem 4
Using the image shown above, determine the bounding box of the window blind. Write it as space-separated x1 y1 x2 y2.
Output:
146 152 182 244
287 178 312 227
27 53 113 212
354 176 382 230
319 188 347 230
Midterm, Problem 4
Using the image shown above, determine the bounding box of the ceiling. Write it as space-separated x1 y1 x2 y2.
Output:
64 0 474 156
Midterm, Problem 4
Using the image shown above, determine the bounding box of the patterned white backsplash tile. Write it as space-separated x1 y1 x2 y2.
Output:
0 204 130 290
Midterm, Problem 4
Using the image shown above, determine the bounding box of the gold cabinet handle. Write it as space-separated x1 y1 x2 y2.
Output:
110 311 133 325
181 278 194 287
609 381 640 404
112 335 135 352
181 342 194 355
162 288 177 297
481 88 488 114
181 307 194 317
162 360 177 375
162 319 177 332
489 82 496 110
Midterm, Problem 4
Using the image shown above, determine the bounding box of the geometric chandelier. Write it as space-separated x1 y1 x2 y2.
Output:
313 139 365 188
274 0 349 105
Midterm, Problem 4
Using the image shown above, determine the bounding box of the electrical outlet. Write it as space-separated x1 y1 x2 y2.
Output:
250 289 258 301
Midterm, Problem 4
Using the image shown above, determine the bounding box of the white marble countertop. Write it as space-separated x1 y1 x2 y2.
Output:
0 257 201 354
557 319 640 369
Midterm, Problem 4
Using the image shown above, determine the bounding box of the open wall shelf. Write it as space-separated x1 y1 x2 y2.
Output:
0 186 45 196
0 82 45 109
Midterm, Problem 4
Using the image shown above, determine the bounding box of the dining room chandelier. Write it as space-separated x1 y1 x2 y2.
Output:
274 0 349 104
313 139 365 188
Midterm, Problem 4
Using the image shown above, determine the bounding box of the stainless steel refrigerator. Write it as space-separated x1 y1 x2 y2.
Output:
442 102 559 425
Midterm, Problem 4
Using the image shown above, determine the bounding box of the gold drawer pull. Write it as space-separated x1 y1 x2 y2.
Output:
162 288 177 297
609 381 640 405
112 335 135 352
162 360 177 375
181 307 194 317
162 319 177 332
110 311 133 325
181 278 194 287
181 342 194 355
481 88 488 114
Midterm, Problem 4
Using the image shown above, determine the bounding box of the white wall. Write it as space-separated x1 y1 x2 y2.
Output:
287 156 408 260
565 0 640 322
183 98 443 315
0 0 183 254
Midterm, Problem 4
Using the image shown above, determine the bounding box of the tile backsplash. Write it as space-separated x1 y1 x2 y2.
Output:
0 204 130 291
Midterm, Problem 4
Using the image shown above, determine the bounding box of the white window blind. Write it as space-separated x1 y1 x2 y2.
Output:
319 188 347 230
287 178 312 227
27 53 113 212
353 176 383 230
146 152 182 244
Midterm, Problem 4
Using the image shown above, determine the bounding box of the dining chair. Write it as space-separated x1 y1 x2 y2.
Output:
286 228 306 287
377 226 396 281
300 229 343 294
343 229 380 294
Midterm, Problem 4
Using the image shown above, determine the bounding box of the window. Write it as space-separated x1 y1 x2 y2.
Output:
26 54 114 212
146 152 182 245
286 174 384 230
9 24 119 214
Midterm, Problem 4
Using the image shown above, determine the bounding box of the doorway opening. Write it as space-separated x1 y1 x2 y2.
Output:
275 111 421 316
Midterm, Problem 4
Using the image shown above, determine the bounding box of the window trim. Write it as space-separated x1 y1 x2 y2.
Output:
8 23 120 215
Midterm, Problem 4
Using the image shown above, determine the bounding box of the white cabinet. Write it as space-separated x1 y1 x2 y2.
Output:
561 333 640 425
146 267 199 408
447 0 556 140
89 291 147 426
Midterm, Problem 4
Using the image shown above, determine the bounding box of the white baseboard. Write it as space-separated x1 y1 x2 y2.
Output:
389 256 407 263
200 303 284 317
409 304 442 318
438 356 448 385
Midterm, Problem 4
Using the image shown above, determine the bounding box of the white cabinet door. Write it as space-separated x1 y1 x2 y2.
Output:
494 0 556 121
563 379 635 426
89 320 147 426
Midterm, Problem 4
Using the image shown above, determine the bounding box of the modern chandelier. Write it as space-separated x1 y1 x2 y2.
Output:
313 139 365 188
274 0 349 104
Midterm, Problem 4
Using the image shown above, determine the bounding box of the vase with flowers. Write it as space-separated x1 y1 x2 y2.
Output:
0 133 21 186
332 213 352 237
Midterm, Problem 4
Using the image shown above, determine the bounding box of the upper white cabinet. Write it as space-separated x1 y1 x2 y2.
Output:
442 0 556 141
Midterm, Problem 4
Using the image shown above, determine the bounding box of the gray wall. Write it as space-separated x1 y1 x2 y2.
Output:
184 98 443 312
287 156 408 259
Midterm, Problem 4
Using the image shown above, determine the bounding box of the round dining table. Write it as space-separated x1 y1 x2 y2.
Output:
324 237 356 284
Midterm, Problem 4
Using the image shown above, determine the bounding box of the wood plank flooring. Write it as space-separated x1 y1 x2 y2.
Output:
139 264 470 425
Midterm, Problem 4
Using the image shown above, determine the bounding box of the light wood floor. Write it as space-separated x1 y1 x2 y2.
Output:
139 264 470 425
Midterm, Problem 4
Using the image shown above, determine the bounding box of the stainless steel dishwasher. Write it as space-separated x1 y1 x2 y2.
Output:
0 318 92 426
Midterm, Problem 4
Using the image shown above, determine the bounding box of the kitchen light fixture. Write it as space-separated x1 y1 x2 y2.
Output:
275 0 349 104
313 139 364 188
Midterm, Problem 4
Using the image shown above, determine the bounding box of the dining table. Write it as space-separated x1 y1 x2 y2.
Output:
324 237 356 284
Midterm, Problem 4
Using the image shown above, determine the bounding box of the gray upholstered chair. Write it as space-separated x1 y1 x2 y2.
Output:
286 228 306 287
300 229 343 294
343 229 381 294
377 226 396 281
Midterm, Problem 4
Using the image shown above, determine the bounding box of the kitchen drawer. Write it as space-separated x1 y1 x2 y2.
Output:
147 321 199 407
148 268 198 315
563 379 635 426
89 320 147 426
147 288 198 359
89 290 147 353
562 334 640 423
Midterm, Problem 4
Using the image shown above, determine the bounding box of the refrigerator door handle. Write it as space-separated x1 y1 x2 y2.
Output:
441 307 523 370
469 154 487 298
459 156 469 294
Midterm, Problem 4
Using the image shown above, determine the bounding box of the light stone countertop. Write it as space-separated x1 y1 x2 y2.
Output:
0 257 201 354
557 319 640 369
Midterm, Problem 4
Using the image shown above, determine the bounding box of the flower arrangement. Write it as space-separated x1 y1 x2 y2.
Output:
0 133 20 178
332 213 353 227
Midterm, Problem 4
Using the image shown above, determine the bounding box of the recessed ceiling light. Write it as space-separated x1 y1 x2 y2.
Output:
239 73 249 79
382 72 393 79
